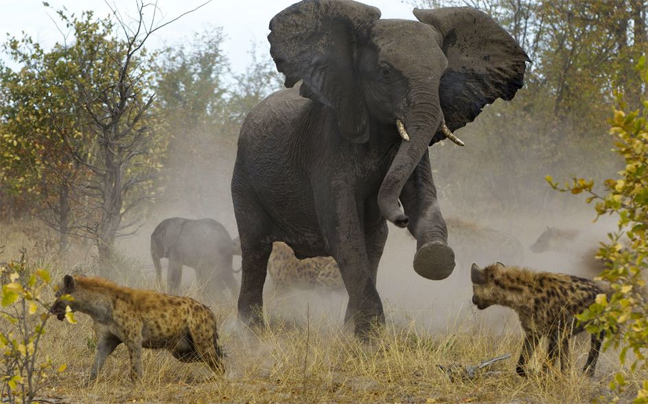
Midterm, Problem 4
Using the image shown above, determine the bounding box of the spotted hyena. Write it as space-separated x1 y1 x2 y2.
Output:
267 242 344 294
470 263 606 376
50 275 224 381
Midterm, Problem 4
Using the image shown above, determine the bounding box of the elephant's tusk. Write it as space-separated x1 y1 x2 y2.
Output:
396 120 410 142
441 124 465 146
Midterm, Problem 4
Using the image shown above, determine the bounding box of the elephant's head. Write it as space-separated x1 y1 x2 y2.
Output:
268 0 528 227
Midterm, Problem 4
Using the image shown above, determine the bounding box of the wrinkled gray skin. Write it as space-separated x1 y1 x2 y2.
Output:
231 0 528 336
151 218 238 298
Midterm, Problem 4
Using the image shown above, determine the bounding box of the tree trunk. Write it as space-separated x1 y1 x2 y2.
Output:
58 184 70 254
97 127 123 278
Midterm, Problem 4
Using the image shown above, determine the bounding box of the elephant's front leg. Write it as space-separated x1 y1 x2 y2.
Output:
319 193 384 337
237 240 272 327
399 150 455 280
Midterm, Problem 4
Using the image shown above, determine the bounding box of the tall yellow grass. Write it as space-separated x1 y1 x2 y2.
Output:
1 220 644 403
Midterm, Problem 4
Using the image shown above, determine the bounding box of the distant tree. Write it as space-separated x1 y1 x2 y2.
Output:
153 34 281 218
0 2 206 274
0 26 93 252
411 0 646 215
227 45 284 125
153 27 231 217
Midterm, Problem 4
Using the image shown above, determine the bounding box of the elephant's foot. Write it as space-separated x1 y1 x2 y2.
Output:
413 241 455 280
345 303 385 341
238 305 266 329
353 313 385 342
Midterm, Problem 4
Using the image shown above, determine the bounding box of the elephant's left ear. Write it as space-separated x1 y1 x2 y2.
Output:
414 7 529 132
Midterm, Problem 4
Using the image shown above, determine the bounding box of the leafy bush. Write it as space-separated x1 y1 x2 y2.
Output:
0 252 68 403
548 56 648 403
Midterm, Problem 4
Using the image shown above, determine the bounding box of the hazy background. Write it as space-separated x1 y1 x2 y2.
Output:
1 0 644 330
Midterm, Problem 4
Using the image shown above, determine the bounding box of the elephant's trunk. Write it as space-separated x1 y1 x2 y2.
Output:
377 98 442 228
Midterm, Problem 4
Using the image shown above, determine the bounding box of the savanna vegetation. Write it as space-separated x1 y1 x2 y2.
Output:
0 0 647 403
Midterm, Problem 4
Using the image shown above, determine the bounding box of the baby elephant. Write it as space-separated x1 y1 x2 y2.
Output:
471 263 605 376
50 275 225 381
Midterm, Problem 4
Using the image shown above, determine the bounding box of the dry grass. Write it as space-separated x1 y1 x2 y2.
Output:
2 220 645 403
37 306 643 404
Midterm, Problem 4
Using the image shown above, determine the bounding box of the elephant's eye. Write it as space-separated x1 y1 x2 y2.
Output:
378 64 392 80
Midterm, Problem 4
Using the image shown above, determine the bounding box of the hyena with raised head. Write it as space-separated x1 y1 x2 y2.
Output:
50 275 225 381
471 262 606 376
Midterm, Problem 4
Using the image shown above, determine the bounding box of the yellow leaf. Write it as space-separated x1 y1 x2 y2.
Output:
2 291 20 307
58 364 67 373
595 294 608 305
28 301 38 315
4 282 23 293
621 285 633 294
65 306 77 324
35 268 50 283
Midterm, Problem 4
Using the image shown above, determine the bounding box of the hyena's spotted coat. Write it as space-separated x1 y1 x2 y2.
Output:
50 275 224 381
267 242 344 293
471 263 606 376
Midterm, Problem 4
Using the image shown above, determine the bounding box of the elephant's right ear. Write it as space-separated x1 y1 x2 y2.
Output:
268 0 381 143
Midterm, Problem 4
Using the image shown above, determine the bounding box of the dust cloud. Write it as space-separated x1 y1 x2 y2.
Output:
112 119 621 334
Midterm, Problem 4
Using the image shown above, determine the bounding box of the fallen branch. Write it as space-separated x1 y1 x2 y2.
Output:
439 353 512 381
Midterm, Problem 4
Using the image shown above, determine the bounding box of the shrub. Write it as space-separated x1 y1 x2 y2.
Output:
548 55 648 403
0 251 69 404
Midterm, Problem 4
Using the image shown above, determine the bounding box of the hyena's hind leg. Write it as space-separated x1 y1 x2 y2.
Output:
583 332 602 376
188 316 225 375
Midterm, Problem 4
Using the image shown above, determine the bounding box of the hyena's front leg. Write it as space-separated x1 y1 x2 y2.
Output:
89 329 122 380
517 333 540 376
545 329 560 371
123 328 144 382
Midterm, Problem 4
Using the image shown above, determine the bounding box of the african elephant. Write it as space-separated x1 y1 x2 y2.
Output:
231 0 528 336
150 217 238 298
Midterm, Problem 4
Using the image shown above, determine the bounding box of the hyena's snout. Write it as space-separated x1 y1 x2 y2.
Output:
49 301 67 321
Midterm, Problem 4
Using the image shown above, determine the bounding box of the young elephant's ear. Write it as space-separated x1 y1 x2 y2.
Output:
63 275 75 292
268 0 381 143
414 7 529 132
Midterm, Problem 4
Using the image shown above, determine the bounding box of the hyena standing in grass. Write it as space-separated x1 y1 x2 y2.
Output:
470 263 606 376
50 275 225 381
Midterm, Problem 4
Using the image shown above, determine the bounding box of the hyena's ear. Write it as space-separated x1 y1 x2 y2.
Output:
496 262 506 268
471 264 487 285
63 275 75 291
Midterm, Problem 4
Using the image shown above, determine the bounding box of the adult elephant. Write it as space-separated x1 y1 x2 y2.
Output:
150 218 238 298
231 0 528 336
